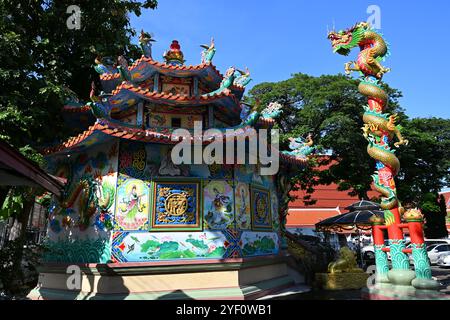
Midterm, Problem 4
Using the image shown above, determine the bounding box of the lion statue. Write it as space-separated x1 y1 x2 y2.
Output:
327 247 363 274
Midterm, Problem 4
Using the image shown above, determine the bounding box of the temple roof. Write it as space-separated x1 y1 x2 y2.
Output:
62 101 276 130
44 119 304 166
98 56 245 100
44 119 256 154
107 81 241 118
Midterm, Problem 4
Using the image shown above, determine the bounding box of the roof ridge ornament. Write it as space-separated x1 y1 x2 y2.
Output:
163 40 185 66
94 55 113 75
139 30 156 58
282 133 316 159
234 67 252 87
203 66 236 97
117 55 131 81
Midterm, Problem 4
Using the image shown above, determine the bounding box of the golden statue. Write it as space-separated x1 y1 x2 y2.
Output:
327 247 364 274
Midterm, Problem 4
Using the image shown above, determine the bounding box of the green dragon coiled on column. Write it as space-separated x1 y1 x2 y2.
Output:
328 22 408 219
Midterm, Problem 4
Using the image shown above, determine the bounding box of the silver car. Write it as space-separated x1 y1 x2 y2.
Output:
437 254 450 267
428 244 450 265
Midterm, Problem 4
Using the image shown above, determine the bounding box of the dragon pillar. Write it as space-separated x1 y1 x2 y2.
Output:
327 22 438 290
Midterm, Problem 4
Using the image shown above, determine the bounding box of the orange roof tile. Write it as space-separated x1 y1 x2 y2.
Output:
45 121 309 167
63 105 91 113
287 208 342 228
289 184 379 209
100 56 245 93
100 57 217 81
110 82 240 107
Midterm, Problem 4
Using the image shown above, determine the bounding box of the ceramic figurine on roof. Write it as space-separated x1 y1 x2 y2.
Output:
89 81 100 103
200 37 216 64
203 66 236 97
282 134 316 158
163 40 185 66
139 30 156 58
261 102 283 119
234 67 252 87
117 55 132 81
240 101 283 127
94 56 111 75
31 33 309 300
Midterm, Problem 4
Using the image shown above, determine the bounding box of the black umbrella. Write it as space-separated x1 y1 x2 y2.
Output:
315 200 385 267
315 209 384 232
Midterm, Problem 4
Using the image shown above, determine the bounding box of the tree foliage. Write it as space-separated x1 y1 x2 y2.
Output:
249 73 449 209
420 193 448 239
396 118 450 205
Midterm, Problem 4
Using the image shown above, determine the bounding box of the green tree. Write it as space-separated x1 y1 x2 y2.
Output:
249 73 405 202
249 73 449 212
420 193 448 239
396 118 450 206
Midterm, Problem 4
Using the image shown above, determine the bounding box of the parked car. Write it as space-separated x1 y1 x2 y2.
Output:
425 239 450 247
406 243 438 265
437 254 450 267
362 240 449 264
428 244 450 265
362 239 390 261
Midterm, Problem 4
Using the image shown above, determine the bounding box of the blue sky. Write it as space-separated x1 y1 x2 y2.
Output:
130 0 450 119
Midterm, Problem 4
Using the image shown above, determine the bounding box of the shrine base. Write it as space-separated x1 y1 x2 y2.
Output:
27 256 302 300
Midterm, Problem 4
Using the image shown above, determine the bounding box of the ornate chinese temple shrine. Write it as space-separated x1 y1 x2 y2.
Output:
29 32 311 300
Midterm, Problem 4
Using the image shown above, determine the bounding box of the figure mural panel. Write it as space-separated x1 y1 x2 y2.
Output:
152 181 201 230
203 180 234 230
251 187 272 231
115 175 150 231
235 182 251 230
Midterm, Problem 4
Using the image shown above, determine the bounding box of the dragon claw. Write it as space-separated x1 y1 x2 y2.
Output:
394 139 409 148
376 68 391 79
344 62 353 75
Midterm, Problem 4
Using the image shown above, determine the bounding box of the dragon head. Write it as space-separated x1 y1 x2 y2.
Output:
327 22 370 56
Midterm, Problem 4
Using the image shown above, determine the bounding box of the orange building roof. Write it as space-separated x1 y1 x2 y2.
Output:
289 183 379 209
287 207 342 228
287 159 379 229
439 191 450 230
